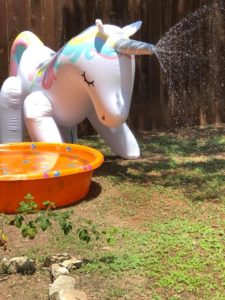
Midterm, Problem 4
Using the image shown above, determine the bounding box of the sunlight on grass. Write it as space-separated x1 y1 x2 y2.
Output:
82 127 225 203
76 218 225 299
71 126 225 299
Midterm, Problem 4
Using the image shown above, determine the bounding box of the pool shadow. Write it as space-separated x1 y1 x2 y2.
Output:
58 180 102 211
84 180 102 201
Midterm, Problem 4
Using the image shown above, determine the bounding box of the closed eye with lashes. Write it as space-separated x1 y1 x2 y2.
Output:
82 71 94 86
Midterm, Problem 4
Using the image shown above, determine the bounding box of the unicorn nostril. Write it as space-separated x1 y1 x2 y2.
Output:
102 114 105 121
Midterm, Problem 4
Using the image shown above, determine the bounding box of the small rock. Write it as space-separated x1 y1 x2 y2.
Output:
51 263 69 280
1 256 36 274
50 289 87 300
49 275 75 298
0 257 11 274
44 253 72 267
61 258 84 271
102 246 112 251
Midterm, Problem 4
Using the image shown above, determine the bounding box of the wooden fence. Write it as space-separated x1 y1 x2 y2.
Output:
0 0 224 134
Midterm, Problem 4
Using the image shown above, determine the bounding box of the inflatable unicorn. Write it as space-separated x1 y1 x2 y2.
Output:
0 19 155 159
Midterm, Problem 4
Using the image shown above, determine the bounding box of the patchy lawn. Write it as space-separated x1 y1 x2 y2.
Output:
1 125 225 300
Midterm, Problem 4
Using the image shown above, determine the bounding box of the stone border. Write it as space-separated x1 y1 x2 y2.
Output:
0 254 87 300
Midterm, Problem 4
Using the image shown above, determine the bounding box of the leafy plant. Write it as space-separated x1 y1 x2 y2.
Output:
0 228 7 251
8 194 109 245
18 193 38 213
76 220 112 243
0 213 8 251
9 194 73 239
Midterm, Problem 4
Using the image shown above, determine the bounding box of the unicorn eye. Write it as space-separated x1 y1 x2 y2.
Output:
82 71 94 87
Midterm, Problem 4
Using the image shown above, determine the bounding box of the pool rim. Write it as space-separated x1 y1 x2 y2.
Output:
0 142 104 181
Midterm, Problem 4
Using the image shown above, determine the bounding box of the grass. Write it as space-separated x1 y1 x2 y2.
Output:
51 215 225 299
1 125 225 300
76 125 225 299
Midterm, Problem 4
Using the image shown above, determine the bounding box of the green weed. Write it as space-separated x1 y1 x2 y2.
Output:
76 218 225 299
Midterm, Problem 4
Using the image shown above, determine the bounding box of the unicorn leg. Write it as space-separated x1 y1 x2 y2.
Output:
58 125 78 143
0 76 23 143
23 91 63 142
88 110 140 159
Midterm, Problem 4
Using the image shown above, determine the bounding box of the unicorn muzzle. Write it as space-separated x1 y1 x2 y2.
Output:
100 110 128 127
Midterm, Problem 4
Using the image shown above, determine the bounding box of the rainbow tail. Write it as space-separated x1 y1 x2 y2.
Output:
9 31 43 76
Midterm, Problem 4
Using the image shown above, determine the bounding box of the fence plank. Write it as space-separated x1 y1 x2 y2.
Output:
6 0 30 49
0 0 8 82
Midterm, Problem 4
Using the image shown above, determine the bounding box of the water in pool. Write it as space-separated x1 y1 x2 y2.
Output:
0 149 89 176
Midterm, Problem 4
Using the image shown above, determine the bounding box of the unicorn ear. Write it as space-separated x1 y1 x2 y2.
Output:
95 19 108 36
122 21 142 37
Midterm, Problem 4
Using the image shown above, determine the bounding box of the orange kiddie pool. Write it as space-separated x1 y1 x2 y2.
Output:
0 142 104 213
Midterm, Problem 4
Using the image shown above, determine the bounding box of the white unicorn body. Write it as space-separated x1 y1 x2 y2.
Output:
0 20 155 159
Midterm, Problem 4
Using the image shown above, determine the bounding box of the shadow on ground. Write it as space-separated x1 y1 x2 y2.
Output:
91 125 225 202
